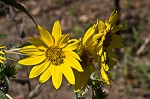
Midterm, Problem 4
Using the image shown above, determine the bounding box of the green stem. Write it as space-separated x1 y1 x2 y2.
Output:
75 92 79 99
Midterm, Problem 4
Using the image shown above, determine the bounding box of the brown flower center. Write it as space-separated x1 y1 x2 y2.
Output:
103 33 112 48
80 49 93 67
46 46 65 66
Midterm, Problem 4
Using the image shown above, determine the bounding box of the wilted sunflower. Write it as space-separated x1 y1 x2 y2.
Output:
96 10 124 84
73 24 97 92
18 20 83 89
0 46 6 64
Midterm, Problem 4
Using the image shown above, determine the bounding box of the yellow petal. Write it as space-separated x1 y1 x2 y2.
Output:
64 51 81 61
86 38 97 51
68 39 79 43
105 21 111 31
0 46 6 49
100 67 110 84
97 42 103 55
52 20 62 46
65 56 83 72
0 60 4 63
103 52 106 57
52 66 62 89
39 64 54 83
101 54 105 62
109 10 119 26
19 45 45 56
58 34 69 48
37 25 54 47
0 51 5 55
60 64 75 84
29 37 47 50
64 58 83 72
98 20 106 32
102 63 109 71
62 40 79 51
0 56 6 60
82 24 96 46
93 33 103 41
18 55 46 65
29 61 50 78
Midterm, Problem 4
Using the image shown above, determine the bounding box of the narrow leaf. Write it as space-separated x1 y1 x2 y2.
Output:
1 0 36 25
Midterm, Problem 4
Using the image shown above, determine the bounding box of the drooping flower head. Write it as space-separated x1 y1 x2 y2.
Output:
0 46 6 64
96 10 124 84
18 20 83 89
97 9 124 55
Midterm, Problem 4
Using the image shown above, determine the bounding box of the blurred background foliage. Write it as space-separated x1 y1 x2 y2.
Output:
0 0 150 99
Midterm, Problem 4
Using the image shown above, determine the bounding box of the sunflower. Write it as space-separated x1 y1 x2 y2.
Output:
18 20 83 89
73 24 97 92
97 10 124 56
96 10 124 84
0 46 6 64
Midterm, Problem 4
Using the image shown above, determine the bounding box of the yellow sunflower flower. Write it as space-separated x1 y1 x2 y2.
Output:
0 46 6 64
97 10 124 56
73 24 97 92
18 20 83 89
96 10 124 84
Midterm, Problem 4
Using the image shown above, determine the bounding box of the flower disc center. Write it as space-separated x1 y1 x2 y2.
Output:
46 46 65 66
103 33 112 48
80 49 93 66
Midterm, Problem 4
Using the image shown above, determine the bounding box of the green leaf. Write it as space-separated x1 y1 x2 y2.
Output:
0 0 36 25
0 90 7 99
